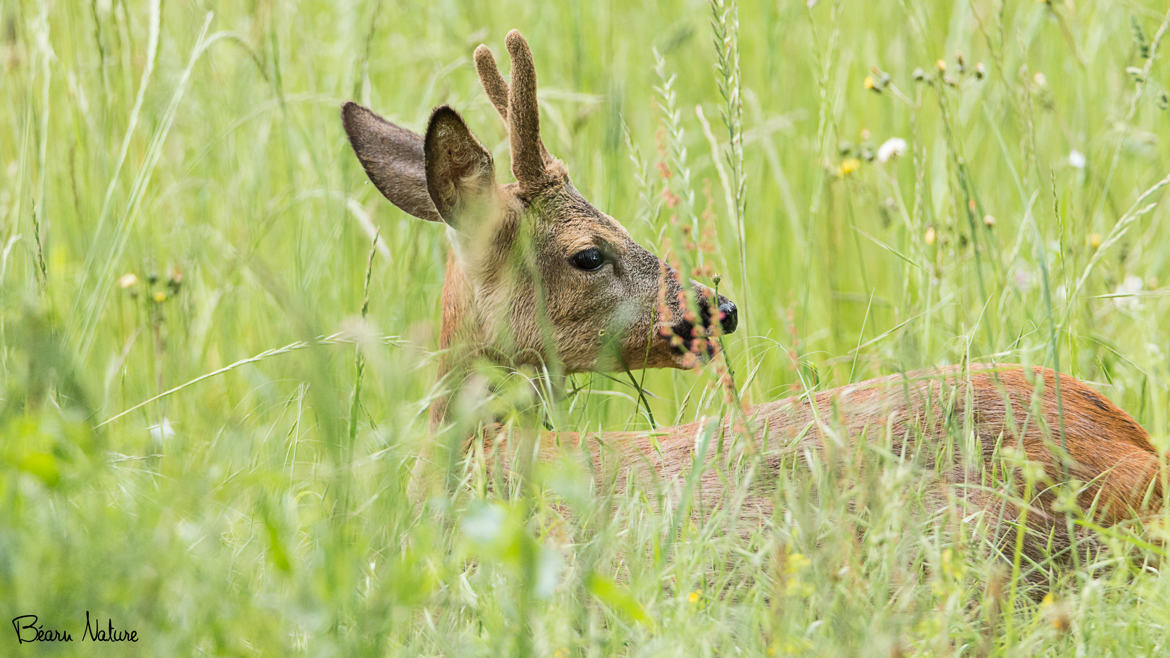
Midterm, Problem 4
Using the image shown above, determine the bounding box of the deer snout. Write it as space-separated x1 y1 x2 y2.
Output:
698 294 738 335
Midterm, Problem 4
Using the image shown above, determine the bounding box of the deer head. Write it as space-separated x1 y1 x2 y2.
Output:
341 30 736 382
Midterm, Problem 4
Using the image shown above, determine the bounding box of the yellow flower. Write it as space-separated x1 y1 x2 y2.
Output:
864 76 877 92
936 59 947 73
784 552 810 577
838 157 861 177
153 290 168 303
1041 592 1055 607
688 589 702 603
940 548 964 581
924 227 937 246
1087 233 1102 249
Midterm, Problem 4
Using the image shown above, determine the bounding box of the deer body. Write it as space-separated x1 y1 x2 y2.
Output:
343 31 1162 570
517 364 1159 566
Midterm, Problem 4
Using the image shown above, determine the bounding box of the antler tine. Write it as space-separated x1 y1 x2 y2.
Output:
504 29 551 189
473 44 510 122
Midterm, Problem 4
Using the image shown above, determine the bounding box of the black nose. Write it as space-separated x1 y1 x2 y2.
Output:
718 299 738 334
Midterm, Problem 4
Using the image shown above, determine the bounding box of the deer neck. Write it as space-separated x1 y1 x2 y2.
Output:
430 249 482 428
430 246 567 430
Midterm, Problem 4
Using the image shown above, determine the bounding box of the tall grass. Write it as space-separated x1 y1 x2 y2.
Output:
3 0 1170 654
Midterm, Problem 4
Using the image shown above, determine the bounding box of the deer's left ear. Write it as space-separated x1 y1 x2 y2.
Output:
423 106 496 229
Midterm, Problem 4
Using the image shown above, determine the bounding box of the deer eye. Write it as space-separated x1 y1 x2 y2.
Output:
569 247 605 272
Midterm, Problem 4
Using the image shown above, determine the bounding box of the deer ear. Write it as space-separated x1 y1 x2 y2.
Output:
423 106 496 228
341 102 443 222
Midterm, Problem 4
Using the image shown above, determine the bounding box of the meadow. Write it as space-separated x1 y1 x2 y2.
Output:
4 0 1170 654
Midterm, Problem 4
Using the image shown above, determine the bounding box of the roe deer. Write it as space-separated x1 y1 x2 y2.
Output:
342 30 1164 574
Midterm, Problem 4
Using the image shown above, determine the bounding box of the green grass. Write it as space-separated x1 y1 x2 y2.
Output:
3 0 1170 654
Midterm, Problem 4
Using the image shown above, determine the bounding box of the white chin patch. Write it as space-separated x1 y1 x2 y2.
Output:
612 297 642 332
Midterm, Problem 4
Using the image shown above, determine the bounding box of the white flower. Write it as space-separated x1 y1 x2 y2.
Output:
1069 149 1086 169
1012 268 1035 292
1112 275 1143 310
148 418 175 441
877 137 908 163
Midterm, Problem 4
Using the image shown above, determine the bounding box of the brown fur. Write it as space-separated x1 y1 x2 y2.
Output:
342 32 731 392
504 364 1162 569
473 45 510 121
342 31 1164 569
504 30 552 188
341 102 441 222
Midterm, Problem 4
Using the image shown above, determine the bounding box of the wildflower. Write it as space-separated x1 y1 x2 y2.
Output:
924 226 937 245
781 551 813 596
1113 274 1143 310
912 67 926 82
864 75 880 93
975 62 987 79
1033 72 1047 88
983 215 996 228
877 137 907 163
940 548 964 581
1069 149 1086 169
153 290 168 303
785 552 810 575
688 589 702 603
838 157 861 177
148 418 176 441
936 59 947 73
1087 233 1103 249
1040 593 1071 631
1012 267 1036 291
118 272 139 289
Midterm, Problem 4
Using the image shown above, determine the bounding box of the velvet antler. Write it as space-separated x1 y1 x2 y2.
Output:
473 30 552 191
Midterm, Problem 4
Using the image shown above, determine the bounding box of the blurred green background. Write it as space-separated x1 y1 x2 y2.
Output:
3 0 1170 654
